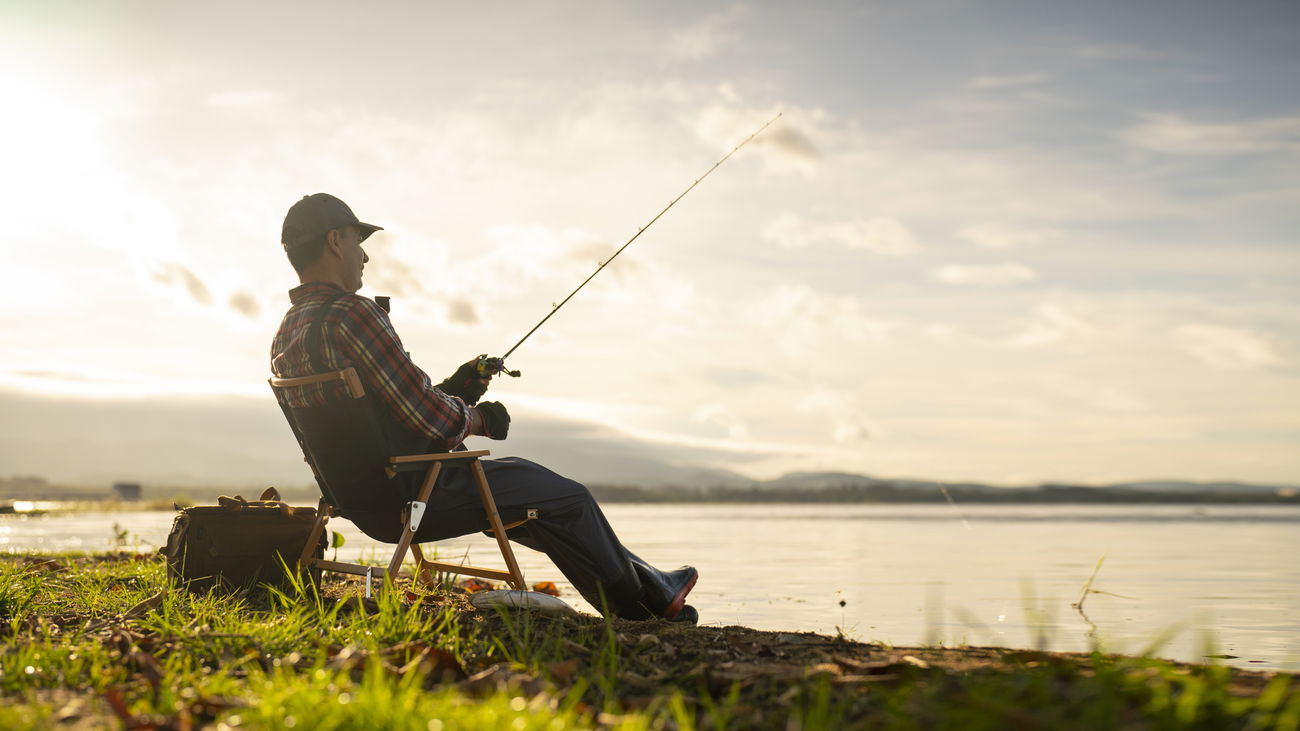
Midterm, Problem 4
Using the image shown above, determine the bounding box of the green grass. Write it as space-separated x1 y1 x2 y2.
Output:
0 552 1297 730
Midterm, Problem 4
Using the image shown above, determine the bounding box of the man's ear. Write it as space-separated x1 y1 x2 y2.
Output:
324 228 344 255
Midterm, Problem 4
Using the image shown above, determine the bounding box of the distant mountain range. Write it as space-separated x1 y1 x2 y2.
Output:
582 472 1300 504
751 472 1298 495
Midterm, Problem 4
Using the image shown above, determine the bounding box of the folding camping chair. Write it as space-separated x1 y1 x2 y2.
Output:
269 366 534 597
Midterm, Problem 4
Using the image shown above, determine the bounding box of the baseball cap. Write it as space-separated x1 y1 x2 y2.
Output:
281 193 384 249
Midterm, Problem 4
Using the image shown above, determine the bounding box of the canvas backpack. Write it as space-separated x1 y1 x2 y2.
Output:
161 488 326 592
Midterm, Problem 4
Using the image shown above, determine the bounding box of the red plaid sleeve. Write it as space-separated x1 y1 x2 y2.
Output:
336 298 472 446
271 283 472 448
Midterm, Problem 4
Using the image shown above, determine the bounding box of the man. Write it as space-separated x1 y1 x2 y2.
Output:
271 193 697 622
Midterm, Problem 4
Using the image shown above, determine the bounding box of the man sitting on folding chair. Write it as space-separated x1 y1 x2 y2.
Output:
270 193 698 622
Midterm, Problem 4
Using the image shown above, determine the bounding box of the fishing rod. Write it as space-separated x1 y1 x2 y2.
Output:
474 111 784 380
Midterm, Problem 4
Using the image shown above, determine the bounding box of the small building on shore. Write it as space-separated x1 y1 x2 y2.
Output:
112 482 142 501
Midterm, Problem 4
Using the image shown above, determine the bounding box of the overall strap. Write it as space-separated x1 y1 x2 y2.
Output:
305 291 348 374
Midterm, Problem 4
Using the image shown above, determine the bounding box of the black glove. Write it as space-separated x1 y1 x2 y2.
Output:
475 401 510 440
439 358 490 406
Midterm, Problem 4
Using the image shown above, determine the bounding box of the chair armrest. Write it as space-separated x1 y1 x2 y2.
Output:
390 450 491 466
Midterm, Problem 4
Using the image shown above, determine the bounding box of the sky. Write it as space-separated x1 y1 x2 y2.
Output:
1 0 1298 489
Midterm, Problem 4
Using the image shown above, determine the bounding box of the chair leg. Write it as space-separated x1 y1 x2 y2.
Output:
299 498 330 571
470 460 527 590
410 544 437 588
386 462 443 580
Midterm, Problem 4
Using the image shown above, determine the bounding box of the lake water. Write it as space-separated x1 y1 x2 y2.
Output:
3 503 1297 671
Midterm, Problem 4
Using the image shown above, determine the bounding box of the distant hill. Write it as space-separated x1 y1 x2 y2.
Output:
755 471 1297 496
1109 480 1289 494
758 472 995 492
585 472 1300 504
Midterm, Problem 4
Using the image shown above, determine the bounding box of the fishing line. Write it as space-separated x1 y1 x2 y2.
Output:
936 481 973 531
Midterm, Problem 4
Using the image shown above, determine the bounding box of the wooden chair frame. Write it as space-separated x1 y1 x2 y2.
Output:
269 368 533 596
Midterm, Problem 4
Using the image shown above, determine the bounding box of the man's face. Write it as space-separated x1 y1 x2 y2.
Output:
335 225 369 292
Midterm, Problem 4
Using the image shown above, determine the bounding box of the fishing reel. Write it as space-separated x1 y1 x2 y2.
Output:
475 355 521 379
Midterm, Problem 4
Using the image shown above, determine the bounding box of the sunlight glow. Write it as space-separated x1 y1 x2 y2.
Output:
0 69 107 223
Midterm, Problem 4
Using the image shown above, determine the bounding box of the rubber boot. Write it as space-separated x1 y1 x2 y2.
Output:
595 570 654 620
627 551 698 619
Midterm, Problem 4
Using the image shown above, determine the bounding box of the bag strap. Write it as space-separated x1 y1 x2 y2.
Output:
305 291 348 374
215 492 302 518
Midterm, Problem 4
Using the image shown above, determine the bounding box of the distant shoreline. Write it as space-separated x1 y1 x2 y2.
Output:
3 487 1299 513
587 484 1300 505
6 473 1298 507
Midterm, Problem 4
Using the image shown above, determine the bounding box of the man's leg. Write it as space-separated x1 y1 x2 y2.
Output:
413 457 694 619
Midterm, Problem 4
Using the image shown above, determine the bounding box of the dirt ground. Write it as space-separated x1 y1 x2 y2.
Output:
327 576 1290 707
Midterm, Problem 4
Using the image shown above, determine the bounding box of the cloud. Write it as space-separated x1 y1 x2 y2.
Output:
691 104 822 175
483 224 600 286
1173 324 1285 370
966 73 1049 90
763 211 919 255
958 223 1061 250
926 303 1097 351
755 124 820 160
365 259 429 298
1002 304 1095 348
205 90 285 108
933 262 1037 286
795 390 875 444
751 285 895 351
1122 114 1300 156
668 6 748 60
690 403 750 440
9 369 125 385
446 298 479 325
0 364 261 399
151 263 212 305
1066 43 1166 61
228 291 260 318
565 241 643 283
1041 374 1147 413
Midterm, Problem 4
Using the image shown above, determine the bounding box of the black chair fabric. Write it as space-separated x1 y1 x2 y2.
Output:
275 389 431 518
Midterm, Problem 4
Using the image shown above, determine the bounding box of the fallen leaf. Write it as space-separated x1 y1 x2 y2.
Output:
397 645 466 683
458 578 496 593
531 581 561 597
102 688 135 724
807 662 842 677
22 558 67 573
560 639 590 655
122 592 166 620
548 658 580 681
459 663 543 697
131 648 165 692
617 671 655 688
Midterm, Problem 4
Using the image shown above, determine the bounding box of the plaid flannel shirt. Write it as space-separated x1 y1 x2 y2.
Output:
270 281 472 450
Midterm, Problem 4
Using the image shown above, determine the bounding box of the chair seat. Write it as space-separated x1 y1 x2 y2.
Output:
269 368 534 596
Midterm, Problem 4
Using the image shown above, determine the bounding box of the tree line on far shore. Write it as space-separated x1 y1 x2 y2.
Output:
587 483 1300 504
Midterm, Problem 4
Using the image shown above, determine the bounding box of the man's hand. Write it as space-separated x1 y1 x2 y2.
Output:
475 401 510 440
438 358 491 405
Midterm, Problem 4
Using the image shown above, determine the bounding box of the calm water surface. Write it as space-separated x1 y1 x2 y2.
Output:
3 503 1297 671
